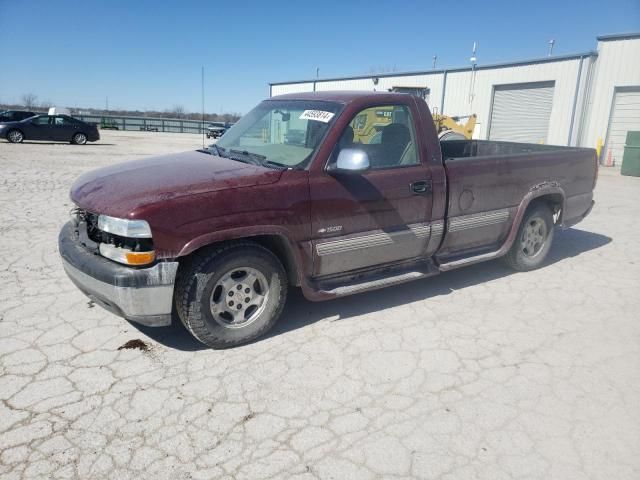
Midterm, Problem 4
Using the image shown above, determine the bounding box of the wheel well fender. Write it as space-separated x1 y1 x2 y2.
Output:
250 235 300 287
499 184 566 256
178 229 302 287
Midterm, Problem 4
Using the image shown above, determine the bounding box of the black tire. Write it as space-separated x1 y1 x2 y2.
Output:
175 242 288 349
7 129 24 143
503 203 555 271
72 132 87 145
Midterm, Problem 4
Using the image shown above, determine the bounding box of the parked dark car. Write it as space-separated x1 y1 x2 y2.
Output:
0 110 37 123
206 122 233 139
0 114 100 144
60 91 597 348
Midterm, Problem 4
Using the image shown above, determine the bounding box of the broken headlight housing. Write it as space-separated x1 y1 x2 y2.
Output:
95 215 155 266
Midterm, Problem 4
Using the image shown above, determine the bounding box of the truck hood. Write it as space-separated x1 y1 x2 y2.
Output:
70 150 283 217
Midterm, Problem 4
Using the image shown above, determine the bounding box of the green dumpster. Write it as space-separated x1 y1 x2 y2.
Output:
621 131 640 177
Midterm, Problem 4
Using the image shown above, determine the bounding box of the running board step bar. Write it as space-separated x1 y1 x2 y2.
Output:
315 260 439 297
437 249 503 271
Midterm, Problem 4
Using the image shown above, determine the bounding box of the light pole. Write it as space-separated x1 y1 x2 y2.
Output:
201 66 205 148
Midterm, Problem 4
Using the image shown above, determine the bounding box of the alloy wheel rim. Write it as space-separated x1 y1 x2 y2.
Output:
210 267 269 329
9 131 22 142
520 217 547 258
76 134 86 144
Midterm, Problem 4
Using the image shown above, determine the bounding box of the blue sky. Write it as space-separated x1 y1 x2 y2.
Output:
1 0 638 114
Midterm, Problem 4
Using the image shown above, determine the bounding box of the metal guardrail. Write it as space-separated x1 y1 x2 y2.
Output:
74 114 209 134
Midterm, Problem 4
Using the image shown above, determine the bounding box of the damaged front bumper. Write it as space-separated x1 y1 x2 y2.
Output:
58 222 178 327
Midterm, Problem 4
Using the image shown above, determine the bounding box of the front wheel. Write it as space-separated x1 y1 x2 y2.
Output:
7 129 24 143
71 132 87 145
175 243 288 349
503 204 555 271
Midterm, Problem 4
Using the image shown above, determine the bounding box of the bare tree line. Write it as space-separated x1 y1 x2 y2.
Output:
2 93 241 123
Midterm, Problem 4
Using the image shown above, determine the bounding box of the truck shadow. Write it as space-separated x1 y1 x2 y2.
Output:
135 228 611 351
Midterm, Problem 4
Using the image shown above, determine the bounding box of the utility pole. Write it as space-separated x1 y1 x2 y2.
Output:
316 67 320 78
548 39 555 56
105 96 109 112
432 55 437 69
201 66 205 149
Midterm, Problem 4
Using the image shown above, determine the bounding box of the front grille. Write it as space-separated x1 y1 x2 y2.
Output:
71 207 153 253
72 208 101 243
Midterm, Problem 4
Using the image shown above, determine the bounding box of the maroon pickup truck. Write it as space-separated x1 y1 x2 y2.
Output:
59 91 597 348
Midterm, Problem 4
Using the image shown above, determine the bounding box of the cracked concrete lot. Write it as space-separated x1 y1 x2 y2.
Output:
1 131 639 479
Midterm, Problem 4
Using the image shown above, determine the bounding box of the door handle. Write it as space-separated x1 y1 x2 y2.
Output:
411 180 432 194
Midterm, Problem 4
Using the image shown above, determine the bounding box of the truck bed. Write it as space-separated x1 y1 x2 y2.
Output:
440 139 589 159
436 140 597 262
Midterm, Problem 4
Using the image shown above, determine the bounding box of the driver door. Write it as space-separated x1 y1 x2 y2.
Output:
309 103 434 277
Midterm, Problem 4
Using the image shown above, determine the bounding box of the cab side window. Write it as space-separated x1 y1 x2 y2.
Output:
336 105 419 169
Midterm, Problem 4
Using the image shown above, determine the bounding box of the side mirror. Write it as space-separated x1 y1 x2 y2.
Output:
330 148 371 174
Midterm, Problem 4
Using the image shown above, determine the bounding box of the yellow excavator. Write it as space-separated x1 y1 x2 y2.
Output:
432 112 477 141
352 105 477 144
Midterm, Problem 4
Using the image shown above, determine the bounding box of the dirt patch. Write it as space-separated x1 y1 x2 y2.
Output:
117 339 150 352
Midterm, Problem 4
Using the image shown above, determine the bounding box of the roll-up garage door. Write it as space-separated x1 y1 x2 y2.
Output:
488 81 555 144
604 88 640 166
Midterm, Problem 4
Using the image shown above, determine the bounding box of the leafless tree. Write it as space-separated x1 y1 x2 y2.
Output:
21 93 38 109
221 112 241 123
171 105 186 117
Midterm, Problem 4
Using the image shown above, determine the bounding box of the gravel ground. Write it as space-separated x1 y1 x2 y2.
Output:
0 131 639 479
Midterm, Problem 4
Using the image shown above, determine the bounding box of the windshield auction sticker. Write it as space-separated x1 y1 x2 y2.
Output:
299 110 335 123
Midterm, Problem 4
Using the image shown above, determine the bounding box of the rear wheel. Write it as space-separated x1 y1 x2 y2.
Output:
7 129 24 143
175 243 288 349
503 204 555 271
72 132 87 145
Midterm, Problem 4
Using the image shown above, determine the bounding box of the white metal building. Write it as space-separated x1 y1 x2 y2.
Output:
270 32 640 166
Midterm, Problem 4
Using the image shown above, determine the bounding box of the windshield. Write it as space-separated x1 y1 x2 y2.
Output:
215 100 343 169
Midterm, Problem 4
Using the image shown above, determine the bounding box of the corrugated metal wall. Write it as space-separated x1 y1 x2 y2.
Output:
271 82 315 96
270 60 583 145
580 37 640 150
271 75 443 105
441 60 582 144
270 35 640 151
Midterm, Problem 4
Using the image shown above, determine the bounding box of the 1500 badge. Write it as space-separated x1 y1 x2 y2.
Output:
318 226 343 234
